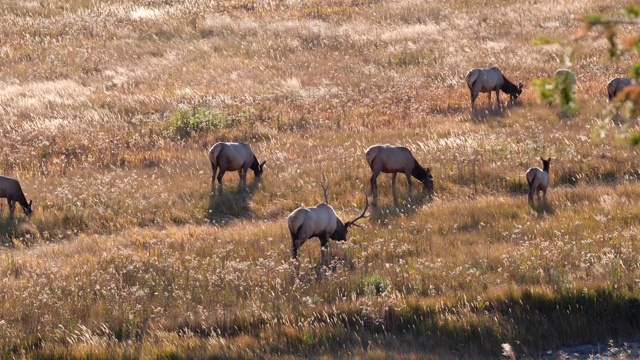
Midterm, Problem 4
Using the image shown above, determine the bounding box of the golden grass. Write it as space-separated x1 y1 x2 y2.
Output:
0 0 640 358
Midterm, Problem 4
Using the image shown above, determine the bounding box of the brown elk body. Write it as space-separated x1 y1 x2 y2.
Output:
525 157 551 206
288 192 368 259
607 77 633 102
208 142 266 193
0 176 33 216
365 144 434 198
465 67 523 111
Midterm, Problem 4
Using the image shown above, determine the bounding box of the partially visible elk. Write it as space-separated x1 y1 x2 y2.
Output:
607 77 633 102
465 67 523 111
287 184 368 259
208 142 266 193
365 144 434 199
525 157 551 206
0 176 33 216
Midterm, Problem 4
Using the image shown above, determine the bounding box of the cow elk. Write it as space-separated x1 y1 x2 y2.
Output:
365 144 434 200
0 176 33 217
465 67 523 111
208 142 266 193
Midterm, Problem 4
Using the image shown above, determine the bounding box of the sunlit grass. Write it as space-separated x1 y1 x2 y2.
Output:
0 0 639 358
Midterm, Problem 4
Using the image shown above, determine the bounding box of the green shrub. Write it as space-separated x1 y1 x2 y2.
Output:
170 106 235 140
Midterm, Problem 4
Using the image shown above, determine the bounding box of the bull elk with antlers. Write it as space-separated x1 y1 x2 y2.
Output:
287 182 369 259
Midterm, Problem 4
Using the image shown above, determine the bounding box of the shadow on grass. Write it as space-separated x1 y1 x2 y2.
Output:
470 99 523 121
530 201 555 215
0 215 39 247
369 188 432 223
206 177 262 224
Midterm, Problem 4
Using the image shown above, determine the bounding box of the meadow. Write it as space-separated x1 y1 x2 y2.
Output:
1 0 640 358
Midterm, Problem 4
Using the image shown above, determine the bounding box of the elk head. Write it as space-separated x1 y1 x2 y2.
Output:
420 168 434 196
331 189 369 241
253 160 267 177
23 200 33 216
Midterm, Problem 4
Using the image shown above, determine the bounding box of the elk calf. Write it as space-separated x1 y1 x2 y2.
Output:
525 157 551 206
208 142 266 193
0 176 33 216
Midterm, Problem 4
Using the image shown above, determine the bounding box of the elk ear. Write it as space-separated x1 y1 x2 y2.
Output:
518 82 524 89
260 160 266 168
547 157 552 162
28 200 32 206
426 167 431 173
539 157 544 162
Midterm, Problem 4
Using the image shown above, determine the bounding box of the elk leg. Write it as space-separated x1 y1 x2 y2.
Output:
290 231 298 259
242 168 248 187
319 234 329 264
496 90 501 110
391 173 397 188
320 234 329 252
528 185 535 205
370 171 379 198
487 91 491 109
8 199 14 216
470 91 478 112
542 189 547 203
210 163 218 193
217 169 226 193
405 172 413 196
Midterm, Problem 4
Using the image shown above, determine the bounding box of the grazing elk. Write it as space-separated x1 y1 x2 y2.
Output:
288 186 368 259
0 176 33 216
208 142 266 193
465 67 523 111
525 157 551 206
607 77 633 102
365 144 434 199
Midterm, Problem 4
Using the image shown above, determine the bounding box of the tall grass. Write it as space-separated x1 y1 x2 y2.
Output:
0 0 639 358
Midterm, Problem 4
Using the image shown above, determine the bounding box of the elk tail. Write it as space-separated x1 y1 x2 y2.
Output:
365 147 379 167
527 172 536 186
466 69 479 90
210 144 224 167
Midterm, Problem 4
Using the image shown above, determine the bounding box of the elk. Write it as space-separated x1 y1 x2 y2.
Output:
607 77 633 102
0 176 33 216
525 157 551 206
287 185 368 259
208 142 266 193
465 67 523 111
365 144 434 198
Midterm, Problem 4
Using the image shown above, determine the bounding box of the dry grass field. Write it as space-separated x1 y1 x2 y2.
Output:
1 0 640 358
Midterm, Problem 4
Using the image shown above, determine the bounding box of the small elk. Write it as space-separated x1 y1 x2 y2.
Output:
607 77 633 102
208 142 266 193
525 157 551 206
287 184 368 260
0 176 33 216
365 144 434 199
465 67 523 111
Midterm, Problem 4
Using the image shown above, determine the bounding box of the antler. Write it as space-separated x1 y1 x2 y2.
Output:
320 175 330 203
346 188 369 228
